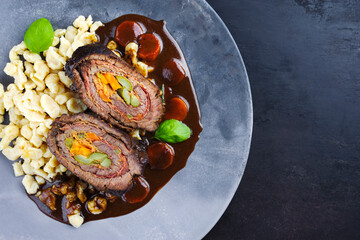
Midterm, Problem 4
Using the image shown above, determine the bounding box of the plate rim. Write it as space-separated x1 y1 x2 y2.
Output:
197 0 253 238
0 0 253 239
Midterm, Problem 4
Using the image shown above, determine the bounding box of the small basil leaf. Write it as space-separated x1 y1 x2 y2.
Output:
24 18 54 53
154 119 191 143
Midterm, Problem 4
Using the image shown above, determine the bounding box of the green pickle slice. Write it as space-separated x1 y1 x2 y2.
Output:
130 94 140 107
117 88 131 105
74 152 111 167
74 155 92 165
88 152 108 161
116 75 132 91
101 158 111 168
65 138 73 148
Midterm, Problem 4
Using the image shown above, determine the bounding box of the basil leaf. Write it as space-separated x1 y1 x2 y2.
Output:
24 18 54 53
154 119 191 143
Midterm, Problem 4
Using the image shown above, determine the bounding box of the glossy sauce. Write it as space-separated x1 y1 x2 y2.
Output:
29 14 202 225
123 176 150 204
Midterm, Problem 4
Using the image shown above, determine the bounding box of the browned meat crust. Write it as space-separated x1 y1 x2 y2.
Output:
47 113 148 192
65 43 164 131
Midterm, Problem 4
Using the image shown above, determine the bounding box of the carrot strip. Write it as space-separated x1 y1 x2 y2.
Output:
70 141 93 156
104 73 121 91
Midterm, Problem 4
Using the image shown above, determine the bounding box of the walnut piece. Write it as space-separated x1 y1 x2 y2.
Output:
87 196 107 215
76 180 88 203
66 191 77 202
39 187 57 211
65 201 81 216
106 40 117 50
51 177 75 195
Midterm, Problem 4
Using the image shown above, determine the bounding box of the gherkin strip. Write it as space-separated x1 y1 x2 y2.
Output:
74 155 92 165
88 152 108 161
65 138 73 148
117 88 131 105
101 158 111 168
116 75 133 91
130 94 140 107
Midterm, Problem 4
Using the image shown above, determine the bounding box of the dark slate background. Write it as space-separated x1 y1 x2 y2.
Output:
204 0 360 239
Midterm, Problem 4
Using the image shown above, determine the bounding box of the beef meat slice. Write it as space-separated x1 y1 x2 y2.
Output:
47 113 148 192
65 43 164 131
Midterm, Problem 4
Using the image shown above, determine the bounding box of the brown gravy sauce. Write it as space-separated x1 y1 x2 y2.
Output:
28 14 202 225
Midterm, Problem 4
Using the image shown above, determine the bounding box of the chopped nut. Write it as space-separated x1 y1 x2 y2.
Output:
65 200 81 216
125 42 138 64
76 180 88 203
39 188 57 211
87 196 107 215
51 177 75 195
135 61 148 77
66 191 77 203
106 40 117 50
52 182 68 195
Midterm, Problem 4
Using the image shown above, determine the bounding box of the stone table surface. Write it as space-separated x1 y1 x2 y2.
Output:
205 0 360 239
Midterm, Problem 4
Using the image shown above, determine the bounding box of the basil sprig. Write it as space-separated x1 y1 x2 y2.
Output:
24 18 54 53
154 119 191 143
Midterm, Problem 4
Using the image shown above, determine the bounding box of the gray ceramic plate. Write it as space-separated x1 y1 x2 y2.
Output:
0 0 252 239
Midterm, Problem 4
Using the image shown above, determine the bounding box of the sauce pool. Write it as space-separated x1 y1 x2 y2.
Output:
28 14 202 225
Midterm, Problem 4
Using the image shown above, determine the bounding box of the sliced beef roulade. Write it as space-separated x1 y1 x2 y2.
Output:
47 113 148 192
65 43 164 132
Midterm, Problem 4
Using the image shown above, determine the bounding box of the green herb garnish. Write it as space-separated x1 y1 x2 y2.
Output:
24 18 54 53
154 119 191 143
161 84 165 103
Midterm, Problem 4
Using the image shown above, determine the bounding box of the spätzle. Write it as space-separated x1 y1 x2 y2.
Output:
0 17 103 227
